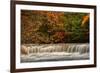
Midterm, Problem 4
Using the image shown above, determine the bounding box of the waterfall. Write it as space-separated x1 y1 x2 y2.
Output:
21 44 89 55
21 44 89 62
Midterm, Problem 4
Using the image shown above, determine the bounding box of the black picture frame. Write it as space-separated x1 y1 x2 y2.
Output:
10 0 97 73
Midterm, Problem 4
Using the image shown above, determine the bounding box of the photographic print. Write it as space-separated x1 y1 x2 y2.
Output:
11 1 96 72
21 10 90 62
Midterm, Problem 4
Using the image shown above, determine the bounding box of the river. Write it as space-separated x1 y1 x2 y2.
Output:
21 43 89 62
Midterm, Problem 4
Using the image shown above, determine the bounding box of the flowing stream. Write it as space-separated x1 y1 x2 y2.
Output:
21 43 89 62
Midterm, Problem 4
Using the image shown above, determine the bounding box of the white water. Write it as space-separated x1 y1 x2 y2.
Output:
21 43 89 62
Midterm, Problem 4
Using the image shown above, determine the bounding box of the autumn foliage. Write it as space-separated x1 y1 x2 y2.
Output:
21 10 89 44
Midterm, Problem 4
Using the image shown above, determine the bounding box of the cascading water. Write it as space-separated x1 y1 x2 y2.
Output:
21 44 89 62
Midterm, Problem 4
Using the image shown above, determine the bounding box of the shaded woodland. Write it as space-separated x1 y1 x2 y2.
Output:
21 10 89 44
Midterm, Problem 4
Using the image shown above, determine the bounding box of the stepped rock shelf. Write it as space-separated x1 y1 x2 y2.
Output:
21 43 89 62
